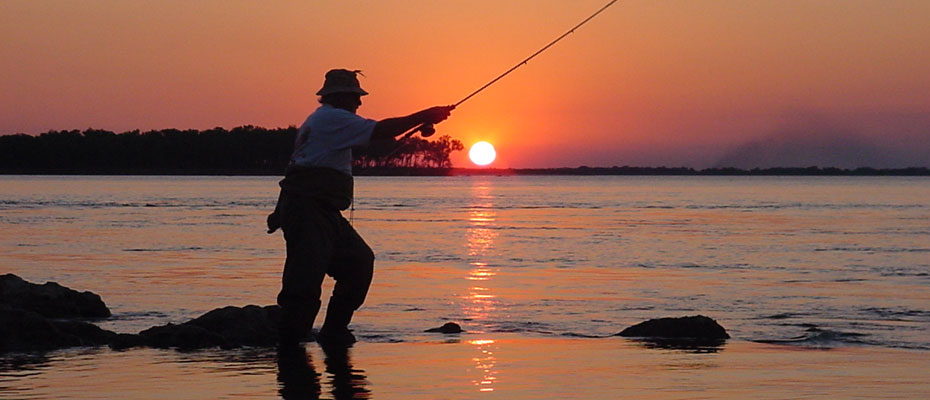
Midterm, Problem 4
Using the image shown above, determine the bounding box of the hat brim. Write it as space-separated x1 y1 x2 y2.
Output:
316 87 369 96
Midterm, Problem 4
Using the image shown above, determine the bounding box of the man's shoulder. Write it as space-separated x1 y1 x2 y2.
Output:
313 104 356 117
310 105 367 123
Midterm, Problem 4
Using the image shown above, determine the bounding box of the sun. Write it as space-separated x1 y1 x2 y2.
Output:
469 141 496 166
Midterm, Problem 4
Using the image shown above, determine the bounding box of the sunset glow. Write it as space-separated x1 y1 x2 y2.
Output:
469 141 497 166
1 1 929 168
2 1 929 396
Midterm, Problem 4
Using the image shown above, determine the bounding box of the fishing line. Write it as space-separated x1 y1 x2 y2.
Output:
391 0 619 150
356 0 618 225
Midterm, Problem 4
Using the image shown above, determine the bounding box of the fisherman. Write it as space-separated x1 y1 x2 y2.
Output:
268 69 453 347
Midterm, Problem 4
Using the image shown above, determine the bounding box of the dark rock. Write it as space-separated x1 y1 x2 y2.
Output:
0 304 116 352
140 323 231 350
137 305 282 349
185 305 281 347
617 315 729 340
0 305 73 351
425 322 464 334
109 333 146 350
1 276 286 352
53 319 117 344
0 274 110 318
0 274 116 353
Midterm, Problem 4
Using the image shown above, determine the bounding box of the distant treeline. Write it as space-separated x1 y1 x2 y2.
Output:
0 127 462 175
1 128 928 175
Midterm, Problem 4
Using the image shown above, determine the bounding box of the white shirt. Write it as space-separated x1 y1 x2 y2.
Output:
290 104 377 175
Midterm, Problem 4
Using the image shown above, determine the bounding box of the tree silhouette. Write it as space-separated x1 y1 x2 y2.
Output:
6 129 924 175
354 135 464 170
0 127 463 175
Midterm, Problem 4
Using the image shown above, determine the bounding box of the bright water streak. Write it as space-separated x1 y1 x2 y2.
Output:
1 175 929 350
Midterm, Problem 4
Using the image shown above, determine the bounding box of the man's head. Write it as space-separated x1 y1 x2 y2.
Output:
320 92 363 113
317 69 367 113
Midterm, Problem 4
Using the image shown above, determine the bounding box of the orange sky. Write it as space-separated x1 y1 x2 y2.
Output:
2 0 929 168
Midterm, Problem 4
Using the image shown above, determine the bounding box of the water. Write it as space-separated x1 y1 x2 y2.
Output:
2 175 929 397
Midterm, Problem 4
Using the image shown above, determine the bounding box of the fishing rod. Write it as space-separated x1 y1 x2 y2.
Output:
355 0 617 222
392 0 619 145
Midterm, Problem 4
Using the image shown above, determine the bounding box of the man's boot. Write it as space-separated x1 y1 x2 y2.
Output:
317 298 357 347
278 305 318 348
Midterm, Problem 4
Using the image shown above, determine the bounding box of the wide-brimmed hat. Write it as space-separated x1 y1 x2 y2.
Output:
316 69 368 96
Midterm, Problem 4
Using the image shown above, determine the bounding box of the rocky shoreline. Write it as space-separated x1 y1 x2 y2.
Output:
1 274 729 352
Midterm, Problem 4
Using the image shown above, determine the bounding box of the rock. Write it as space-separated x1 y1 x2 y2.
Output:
0 274 110 318
139 323 232 350
184 305 282 347
137 305 282 349
0 274 116 353
53 318 117 344
109 333 146 351
0 276 285 352
425 322 464 334
617 315 729 340
0 305 73 351
0 304 116 352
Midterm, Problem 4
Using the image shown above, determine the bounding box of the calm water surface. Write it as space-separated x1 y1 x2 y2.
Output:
1 175 929 398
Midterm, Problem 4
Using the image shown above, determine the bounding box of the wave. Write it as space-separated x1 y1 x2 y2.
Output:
753 325 870 348
107 311 171 320
758 312 814 320
862 307 930 322
816 246 930 253
489 320 555 335
0 199 272 209
880 270 929 278
676 203 926 211
123 246 210 252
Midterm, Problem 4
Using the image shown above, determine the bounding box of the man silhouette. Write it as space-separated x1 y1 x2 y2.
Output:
269 69 453 347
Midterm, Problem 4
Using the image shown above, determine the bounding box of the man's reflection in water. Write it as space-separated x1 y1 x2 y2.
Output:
321 343 371 399
276 344 370 400
277 345 321 399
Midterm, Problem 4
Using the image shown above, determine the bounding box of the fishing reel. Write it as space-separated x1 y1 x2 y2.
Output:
417 123 436 138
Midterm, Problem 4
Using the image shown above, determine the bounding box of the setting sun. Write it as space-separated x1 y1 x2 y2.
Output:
469 141 496 166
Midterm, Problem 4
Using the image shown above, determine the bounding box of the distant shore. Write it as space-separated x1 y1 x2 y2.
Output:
450 166 930 176
1 166 929 176
4 129 928 176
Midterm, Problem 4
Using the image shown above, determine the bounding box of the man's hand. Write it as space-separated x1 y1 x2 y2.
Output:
373 105 455 141
422 105 454 125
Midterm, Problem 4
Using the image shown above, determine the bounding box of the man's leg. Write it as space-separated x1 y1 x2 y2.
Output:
318 219 374 345
277 201 338 346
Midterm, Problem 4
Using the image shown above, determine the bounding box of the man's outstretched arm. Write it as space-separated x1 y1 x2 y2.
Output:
372 106 454 141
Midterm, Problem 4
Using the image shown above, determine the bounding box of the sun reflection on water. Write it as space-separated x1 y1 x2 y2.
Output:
467 214 497 258
468 339 498 393
464 181 500 393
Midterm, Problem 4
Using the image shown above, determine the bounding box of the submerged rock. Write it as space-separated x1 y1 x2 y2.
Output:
425 322 464 334
617 315 729 340
0 304 116 352
133 305 282 350
0 273 111 318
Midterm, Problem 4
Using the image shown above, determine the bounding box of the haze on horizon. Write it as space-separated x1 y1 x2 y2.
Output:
2 0 928 169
